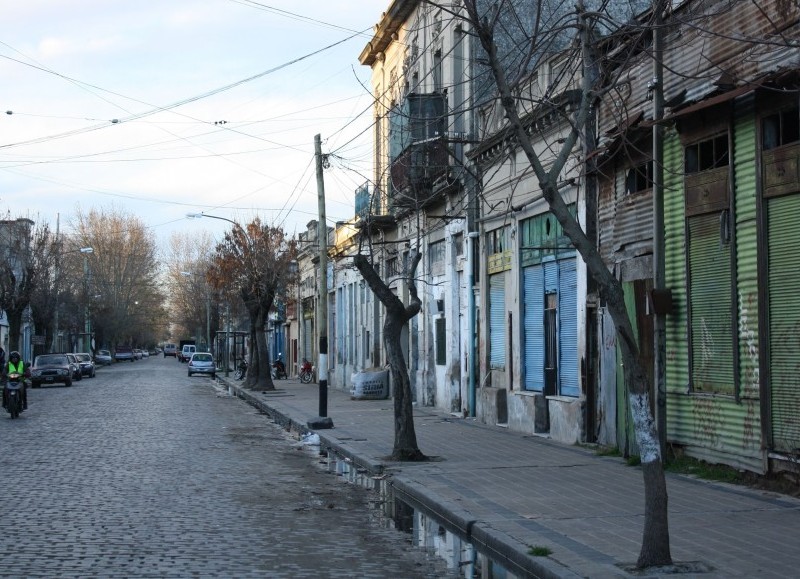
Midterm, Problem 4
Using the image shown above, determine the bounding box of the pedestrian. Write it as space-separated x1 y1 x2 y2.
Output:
0 346 5 369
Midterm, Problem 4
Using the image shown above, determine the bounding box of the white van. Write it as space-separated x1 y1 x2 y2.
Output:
163 343 178 358
179 344 196 363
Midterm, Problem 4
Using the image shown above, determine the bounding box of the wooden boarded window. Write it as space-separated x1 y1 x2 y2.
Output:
429 240 445 276
762 107 800 199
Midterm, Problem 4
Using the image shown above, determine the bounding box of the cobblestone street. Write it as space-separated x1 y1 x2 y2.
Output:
0 356 445 578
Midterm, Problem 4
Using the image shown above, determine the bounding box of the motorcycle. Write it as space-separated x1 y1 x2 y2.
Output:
299 358 313 384
234 359 248 381
271 357 287 380
5 372 24 419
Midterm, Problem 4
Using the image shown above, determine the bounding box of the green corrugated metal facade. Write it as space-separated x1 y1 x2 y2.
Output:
664 99 765 473
767 193 800 453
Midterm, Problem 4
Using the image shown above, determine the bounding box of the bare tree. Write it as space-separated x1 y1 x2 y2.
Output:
354 234 426 461
463 0 671 568
0 218 54 353
164 231 216 347
207 218 297 391
71 206 165 350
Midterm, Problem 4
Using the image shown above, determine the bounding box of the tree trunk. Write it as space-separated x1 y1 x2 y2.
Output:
7 309 23 353
598 246 671 568
353 253 426 462
463 0 672 567
243 319 258 388
384 313 424 461
249 306 274 392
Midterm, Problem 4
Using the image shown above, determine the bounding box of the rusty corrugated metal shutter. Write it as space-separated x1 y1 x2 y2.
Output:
688 212 735 394
768 193 800 453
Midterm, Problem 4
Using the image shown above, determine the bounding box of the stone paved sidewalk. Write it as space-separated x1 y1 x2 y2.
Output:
219 376 800 578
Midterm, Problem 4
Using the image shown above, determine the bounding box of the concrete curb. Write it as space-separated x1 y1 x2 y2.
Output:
222 379 579 579
392 478 579 579
227 382 387 475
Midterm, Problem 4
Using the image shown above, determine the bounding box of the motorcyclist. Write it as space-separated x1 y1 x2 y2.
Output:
2 351 28 411
273 356 286 378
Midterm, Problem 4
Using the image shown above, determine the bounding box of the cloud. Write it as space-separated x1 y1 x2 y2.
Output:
37 34 123 60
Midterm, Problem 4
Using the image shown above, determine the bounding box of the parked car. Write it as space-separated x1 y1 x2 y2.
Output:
163 343 178 358
178 344 196 363
115 346 134 362
133 349 143 360
187 352 216 379
65 353 83 381
30 354 73 388
94 349 113 366
72 353 96 378
141 349 149 359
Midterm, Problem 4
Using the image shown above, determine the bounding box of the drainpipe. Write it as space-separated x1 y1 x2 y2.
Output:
467 231 479 417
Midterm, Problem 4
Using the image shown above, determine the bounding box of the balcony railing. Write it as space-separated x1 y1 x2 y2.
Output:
389 138 450 208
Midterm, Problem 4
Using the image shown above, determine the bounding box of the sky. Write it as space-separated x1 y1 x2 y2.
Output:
1 0 381 247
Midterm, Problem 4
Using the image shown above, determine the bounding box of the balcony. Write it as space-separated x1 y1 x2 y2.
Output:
389 138 450 209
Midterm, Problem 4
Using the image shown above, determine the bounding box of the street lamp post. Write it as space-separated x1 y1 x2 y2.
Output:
83 251 89 352
187 212 243 378
52 246 93 353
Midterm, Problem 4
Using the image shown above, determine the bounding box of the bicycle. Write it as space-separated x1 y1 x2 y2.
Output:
299 358 313 384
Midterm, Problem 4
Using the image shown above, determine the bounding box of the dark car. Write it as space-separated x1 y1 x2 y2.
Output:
72 353 96 378
114 346 134 362
30 354 74 388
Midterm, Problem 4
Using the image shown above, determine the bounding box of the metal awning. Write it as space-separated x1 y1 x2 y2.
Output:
665 80 766 120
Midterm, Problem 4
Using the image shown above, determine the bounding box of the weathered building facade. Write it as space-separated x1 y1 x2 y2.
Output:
356 0 476 411
595 0 800 474
469 61 590 443
295 0 800 477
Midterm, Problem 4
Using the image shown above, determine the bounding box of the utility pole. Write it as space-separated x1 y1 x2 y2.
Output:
652 0 667 454
84 252 90 353
51 215 60 353
309 134 333 429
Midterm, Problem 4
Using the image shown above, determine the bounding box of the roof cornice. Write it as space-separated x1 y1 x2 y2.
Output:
359 0 420 67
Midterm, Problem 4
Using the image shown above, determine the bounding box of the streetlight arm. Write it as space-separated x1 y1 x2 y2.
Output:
186 212 251 246
186 212 238 227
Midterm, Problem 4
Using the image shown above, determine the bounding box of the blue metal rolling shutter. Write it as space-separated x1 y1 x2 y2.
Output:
558 259 579 397
543 260 558 292
523 266 544 391
489 274 506 369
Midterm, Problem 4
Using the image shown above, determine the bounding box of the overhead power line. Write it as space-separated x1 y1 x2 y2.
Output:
0 28 370 151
